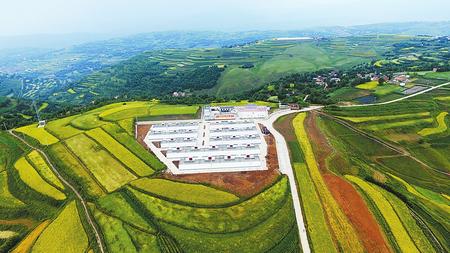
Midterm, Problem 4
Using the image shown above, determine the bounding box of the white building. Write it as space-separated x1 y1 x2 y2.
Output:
143 119 268 174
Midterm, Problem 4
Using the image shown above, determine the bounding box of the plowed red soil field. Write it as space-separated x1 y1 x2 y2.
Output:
324 174 391 253
306 112 391 253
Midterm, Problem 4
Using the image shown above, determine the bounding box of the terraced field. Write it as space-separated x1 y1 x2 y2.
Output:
3 101 299 252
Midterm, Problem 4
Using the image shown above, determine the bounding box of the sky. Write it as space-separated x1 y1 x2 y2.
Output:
1 0 450 36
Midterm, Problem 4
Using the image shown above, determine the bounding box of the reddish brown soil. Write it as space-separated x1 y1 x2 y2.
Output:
305 112 391 253
324 174 392 253
305 111 334 172
273 113 297 142
136 124 151 146
162 133 280 197
0 218 36 229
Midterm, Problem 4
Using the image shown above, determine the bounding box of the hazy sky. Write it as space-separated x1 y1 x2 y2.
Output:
1 0 449 36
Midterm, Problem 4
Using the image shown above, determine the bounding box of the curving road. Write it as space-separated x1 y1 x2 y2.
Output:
257 106 323 253
8 130 106 253
339 81 450 107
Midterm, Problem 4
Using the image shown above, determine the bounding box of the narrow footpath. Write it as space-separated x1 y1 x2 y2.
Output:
8 130 106 253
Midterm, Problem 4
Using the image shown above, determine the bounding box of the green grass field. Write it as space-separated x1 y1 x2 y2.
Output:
293 163 336 252
128 177 289 233
364 118 434 131
86 128 154 176
96 192 156 233
14 157 66 200
130 178 239 206
65 134 136 192
92 207 138 253
31 201 88 253
161 196 298 253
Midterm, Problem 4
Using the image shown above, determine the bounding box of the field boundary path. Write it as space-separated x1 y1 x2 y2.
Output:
340 81 450 107
317 112 449 176
259 105 323 253
8 130 106 253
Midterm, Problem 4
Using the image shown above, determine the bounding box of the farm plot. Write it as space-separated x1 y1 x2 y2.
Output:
293 113 363 253
364 118 433 131
26 150 64 190
86 128 154 176
418 112 448 136
47 143 104 198
14 157 66 200
65 134 136 192
346 176 419 253
31 201 88 253
127 177 289 233
10 220 50 253
161 196 298 253
0 171 25 208
149 104 199 116
101 124 165 171
293 163 336 252
92 208 138 253
379 188 434 252
356 81 378 90
45 115 83 140
117 118 134 136
96 192 156 233
337 112 430 123
99 101 156 121
15 124 59 145
130 178 239 206
124 225 160 253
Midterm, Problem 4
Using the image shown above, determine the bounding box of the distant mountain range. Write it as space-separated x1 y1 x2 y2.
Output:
0 21 449 51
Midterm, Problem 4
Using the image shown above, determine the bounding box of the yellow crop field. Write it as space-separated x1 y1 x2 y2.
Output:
48 143 104 198
418 112 448 136
14 157 66 200
65 134 136 192
27 150 65 190
130 178 239 205
293 113 363 252
45 115 83 140
86 128 154 176
434 96 450 101
118 118 134 136
345 176 419 253
365 118 433 131
15 124 59 145
11 220 51 253
293 163 336 252
338 112 430 123
0 230 17 239
98 101 156 119
32 201 89 253
379 187 434 253
0 171 25 208
356 81 378 90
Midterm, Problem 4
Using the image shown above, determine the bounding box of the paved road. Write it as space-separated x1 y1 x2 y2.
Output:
258 106 322 253
339 81 450 107
9 130 106 253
